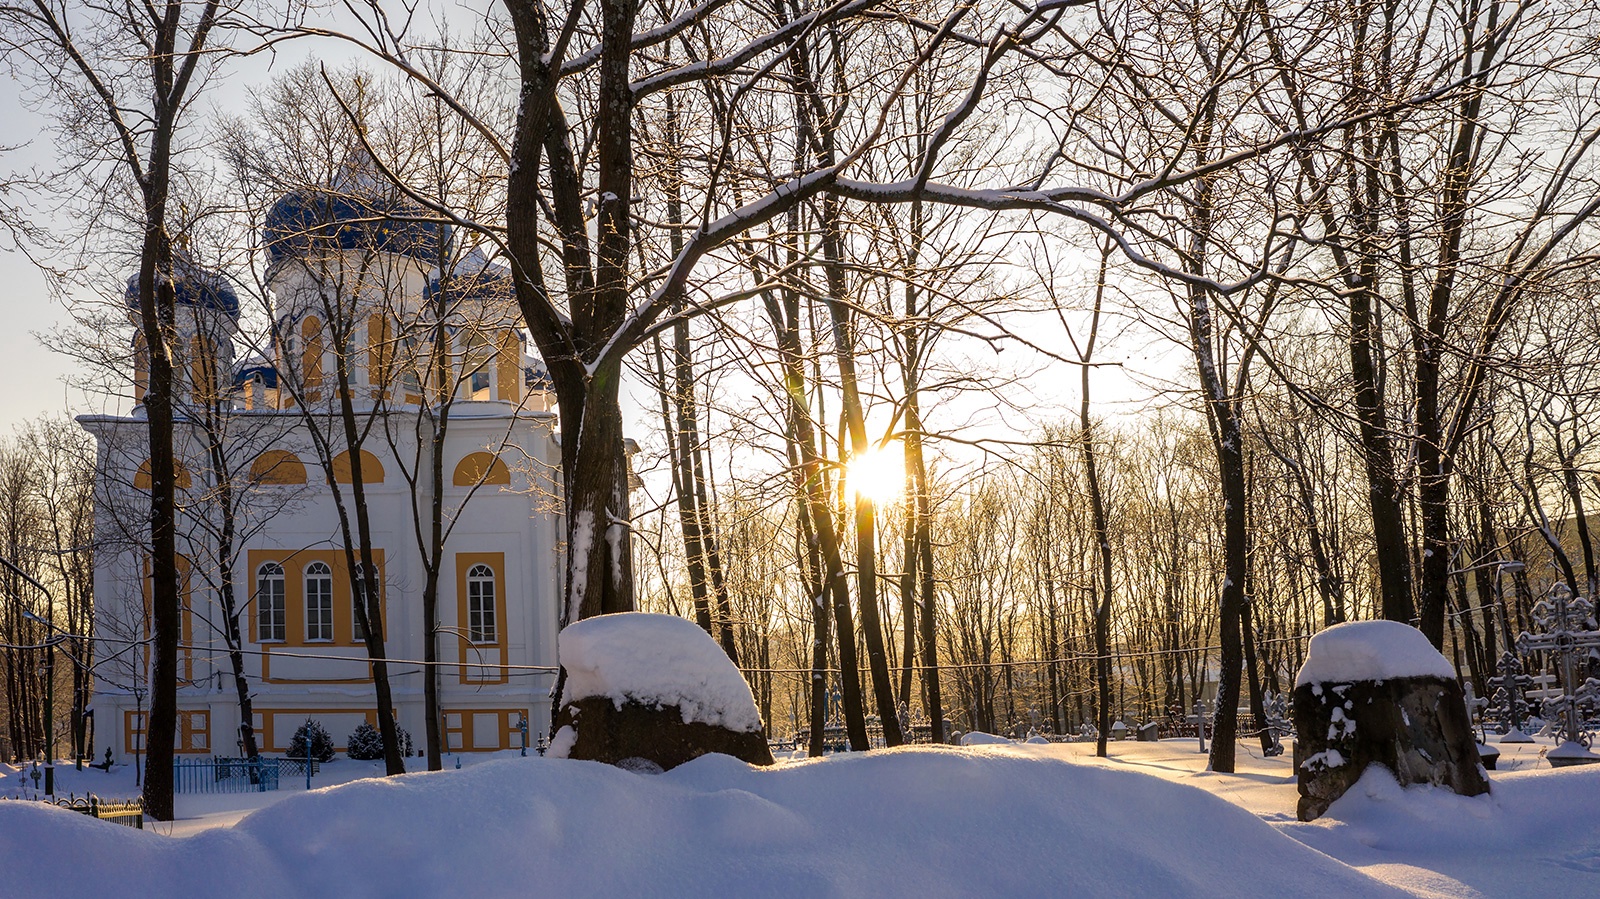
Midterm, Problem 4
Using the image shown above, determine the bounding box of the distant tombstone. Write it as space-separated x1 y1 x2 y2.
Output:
548 613 775 771
1186 702 1210 753
1136 722 1160 742
1292 621 1489 821
1261 691 1292 758
1476 742 1500 771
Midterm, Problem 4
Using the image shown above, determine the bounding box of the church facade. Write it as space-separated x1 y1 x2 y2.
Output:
84 178 563 760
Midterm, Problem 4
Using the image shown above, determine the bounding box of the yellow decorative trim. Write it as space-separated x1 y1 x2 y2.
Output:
442 707 530 752
452 452 510 486
250 450 307 485
330 449 386 485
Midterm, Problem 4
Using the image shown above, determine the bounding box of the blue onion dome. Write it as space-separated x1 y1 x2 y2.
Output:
232 356 279 390
264 176 452 265
524 359 553 391
123 253 241 319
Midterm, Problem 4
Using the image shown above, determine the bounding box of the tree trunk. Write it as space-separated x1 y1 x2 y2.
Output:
905 401 944 743
819 193 905 748
1077 249 1114 759
760 236 870 751
138 215 180 822
655 336 716 635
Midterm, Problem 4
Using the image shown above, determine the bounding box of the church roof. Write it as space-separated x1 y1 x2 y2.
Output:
233 358 279 390
123 254 241 318
422 248 514 305
263 184 450 265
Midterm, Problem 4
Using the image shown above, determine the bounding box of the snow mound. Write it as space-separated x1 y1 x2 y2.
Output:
1294 620 1454 687
1284 765 1600 896
560 612 762 732
1546 740 1600 764
959 731 1013 745
0 750 1412 898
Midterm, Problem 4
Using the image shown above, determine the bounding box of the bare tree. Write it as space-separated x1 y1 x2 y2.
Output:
2 0 227 820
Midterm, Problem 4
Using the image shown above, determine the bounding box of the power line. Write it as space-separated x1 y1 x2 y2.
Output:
34 628 1318 679
81 631 560 674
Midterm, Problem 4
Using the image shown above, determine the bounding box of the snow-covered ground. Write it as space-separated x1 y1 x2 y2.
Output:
1 734 1595 898
1051 735 1598 897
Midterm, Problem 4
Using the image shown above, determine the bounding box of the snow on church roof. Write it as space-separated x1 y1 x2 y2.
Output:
1294 620 1455 687
423 247 513 304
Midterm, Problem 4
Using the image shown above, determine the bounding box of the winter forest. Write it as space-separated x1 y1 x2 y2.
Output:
2 0 1600 894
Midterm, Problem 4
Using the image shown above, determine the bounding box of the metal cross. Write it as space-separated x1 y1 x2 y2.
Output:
1516 586 1600 747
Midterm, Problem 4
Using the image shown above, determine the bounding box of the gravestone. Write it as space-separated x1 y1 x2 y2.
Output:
548 613 775 771
1292 620 1489 821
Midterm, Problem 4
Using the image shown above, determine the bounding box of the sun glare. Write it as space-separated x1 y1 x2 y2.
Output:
845 446 905 505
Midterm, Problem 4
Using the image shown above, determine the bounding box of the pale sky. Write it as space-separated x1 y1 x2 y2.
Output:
0 19 1174 455
0 85 91 433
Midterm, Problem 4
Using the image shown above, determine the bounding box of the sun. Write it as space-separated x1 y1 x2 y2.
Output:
845 445 905 505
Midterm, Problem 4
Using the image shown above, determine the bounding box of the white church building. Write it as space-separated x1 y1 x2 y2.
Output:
83 176 564 759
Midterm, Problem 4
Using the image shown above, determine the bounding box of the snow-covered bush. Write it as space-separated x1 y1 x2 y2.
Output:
288 718 335 763
346 722 414 760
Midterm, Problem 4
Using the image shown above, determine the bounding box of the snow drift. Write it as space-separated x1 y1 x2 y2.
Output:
0 748 1412 899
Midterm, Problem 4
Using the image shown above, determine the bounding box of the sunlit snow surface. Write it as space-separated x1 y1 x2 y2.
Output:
1295 620 1456 686
2 736 1595 898
559 612 764 733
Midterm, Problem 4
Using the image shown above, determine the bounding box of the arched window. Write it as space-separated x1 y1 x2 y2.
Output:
467 564 496 644
496 330 520 401
301 316 324 390
257 562 285 643
367 314 392 388
469 366 491 400
462 332 493 401
305 561 333 642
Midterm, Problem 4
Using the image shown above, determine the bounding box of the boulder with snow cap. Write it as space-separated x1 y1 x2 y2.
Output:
548 612 775 770
1292 620 1488 821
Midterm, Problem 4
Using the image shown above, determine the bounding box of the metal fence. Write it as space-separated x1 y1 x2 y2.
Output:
2 794 144 829
277 756 320 779
790 722 946 751
173 757 281 794
59 794 145 828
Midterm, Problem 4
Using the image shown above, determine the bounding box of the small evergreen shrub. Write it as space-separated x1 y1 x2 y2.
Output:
287 718 336 763
346 721 414 760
